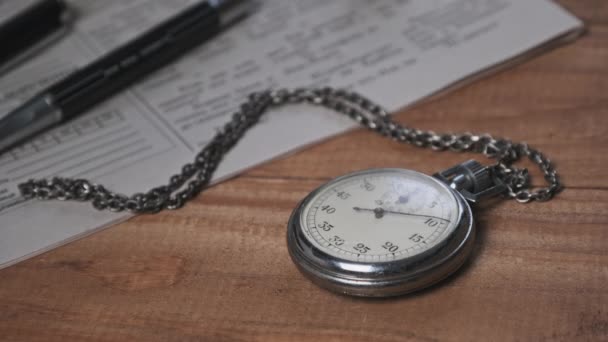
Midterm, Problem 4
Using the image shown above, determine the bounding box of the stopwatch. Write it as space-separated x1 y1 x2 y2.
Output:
287 160 505 297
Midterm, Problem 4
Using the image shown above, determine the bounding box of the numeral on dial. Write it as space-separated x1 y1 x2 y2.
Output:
409 234 424 243
336 191 350 200
353 243 371 253
361 179 375 191
317 221 334 231
321 205 336 214
424 218 439 227
382 241 399 252
329 235 345 246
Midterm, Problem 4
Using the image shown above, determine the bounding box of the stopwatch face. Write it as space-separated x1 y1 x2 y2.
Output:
298 169 461 263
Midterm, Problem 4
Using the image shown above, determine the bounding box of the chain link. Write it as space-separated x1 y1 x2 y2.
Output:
18 87 561 212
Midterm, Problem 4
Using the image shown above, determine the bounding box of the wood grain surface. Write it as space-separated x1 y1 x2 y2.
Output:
1 1 607 341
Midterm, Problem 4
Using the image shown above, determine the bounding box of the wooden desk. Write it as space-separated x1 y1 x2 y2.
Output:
1 1 606 341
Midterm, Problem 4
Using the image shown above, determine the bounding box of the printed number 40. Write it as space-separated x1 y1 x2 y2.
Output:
321 205 336 214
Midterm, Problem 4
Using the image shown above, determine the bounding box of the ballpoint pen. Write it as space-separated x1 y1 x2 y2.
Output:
0 0 72 75
0 0 254 154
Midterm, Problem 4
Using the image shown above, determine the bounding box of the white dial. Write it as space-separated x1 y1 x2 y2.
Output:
300 169 461 263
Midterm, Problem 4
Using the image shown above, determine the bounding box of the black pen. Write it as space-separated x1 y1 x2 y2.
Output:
0 0 253 153
0 0 72 75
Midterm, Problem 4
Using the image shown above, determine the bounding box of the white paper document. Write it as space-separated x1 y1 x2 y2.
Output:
0 0 583 268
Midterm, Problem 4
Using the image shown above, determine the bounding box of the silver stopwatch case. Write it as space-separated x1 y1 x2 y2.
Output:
287 161 503 297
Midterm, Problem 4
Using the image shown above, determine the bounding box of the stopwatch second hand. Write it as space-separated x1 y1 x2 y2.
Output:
352 207 386 219
352 207 450 223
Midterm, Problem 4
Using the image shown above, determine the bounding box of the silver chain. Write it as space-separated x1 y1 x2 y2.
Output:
18 87 561 213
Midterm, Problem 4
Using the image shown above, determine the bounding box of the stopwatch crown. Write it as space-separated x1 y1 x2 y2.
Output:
434 160 507 202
